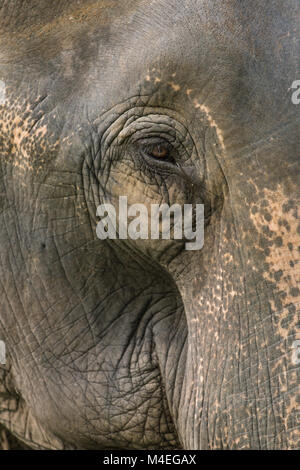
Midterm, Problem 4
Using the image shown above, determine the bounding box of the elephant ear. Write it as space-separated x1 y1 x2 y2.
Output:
0 363 65 449
0 424 31 450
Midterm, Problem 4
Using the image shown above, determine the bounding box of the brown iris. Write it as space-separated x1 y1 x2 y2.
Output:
150 144 169 159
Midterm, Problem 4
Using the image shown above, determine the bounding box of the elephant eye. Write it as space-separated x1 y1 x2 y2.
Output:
149 144 169 159
143 143 177 165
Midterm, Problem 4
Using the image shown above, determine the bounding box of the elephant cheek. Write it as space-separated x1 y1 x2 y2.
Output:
171 195 299 449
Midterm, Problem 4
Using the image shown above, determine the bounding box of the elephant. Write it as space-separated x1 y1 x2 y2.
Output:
0 0 299 450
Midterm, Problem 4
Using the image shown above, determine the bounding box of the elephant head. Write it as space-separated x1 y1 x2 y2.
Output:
0 0 299 449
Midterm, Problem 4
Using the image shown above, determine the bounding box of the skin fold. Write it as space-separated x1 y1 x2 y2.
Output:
0 0 299 449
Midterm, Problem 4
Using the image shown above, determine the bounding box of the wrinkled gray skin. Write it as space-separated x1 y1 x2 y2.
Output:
0 0 299 450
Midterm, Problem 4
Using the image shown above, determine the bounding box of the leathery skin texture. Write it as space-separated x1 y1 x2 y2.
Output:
0 0 299 449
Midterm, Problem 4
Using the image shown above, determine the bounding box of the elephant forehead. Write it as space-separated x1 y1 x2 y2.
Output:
1 0 298 160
